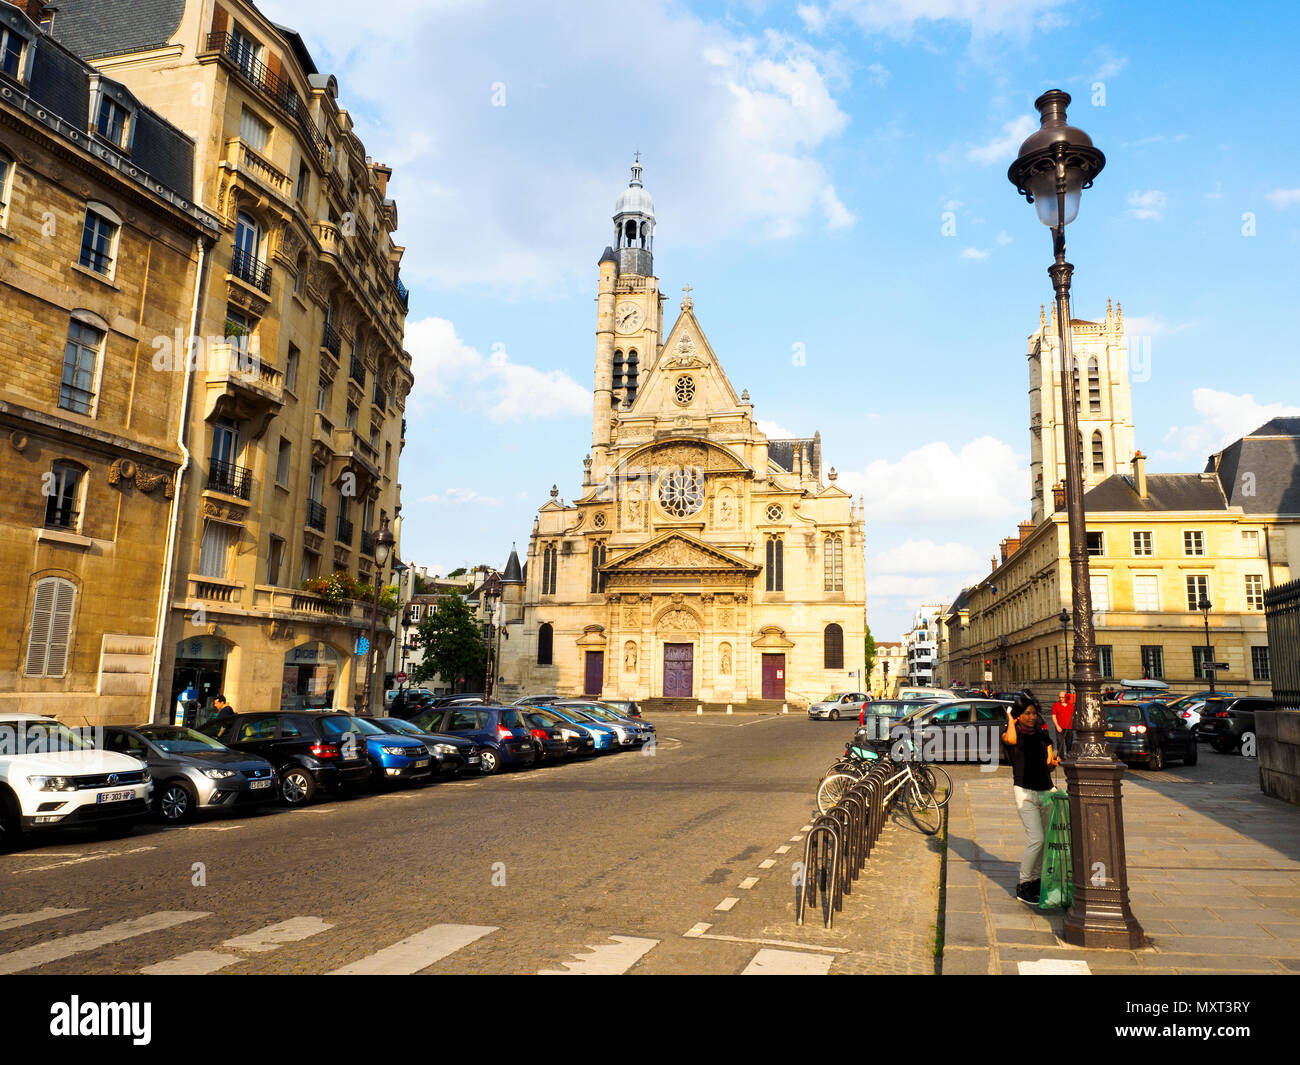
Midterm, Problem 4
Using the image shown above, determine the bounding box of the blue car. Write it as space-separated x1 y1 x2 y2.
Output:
557 701 655 748
410 705 536 774
349 716 433 786
522 703 616 754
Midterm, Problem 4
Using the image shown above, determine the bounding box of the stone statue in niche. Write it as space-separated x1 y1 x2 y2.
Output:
624 642 637 672
719 644 732 675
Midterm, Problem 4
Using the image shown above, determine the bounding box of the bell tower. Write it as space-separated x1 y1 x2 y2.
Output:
592 159 662 477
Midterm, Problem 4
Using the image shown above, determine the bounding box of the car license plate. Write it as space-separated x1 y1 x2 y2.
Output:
414 759 429 768
97 790 132 804
1104 730 1123 738
468 756 480 765
249 779 272 789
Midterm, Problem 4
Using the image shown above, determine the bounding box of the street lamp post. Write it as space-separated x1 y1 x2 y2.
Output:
1009 89 1142 948
360 515 395 715
1199 595 1215 694
481 571 503 702
1059 608 1071 694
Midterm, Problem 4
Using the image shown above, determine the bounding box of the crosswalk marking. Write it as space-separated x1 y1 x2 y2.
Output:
328 923 497 975
715 897 739 912
0 908 85 931
742 948 836 975
0 911 210 975
539 936 659 975
141 950 240 976
16 846 157 874
738 877 759 890
1018 959 1091 975
758 859 776 869
141 916 334 975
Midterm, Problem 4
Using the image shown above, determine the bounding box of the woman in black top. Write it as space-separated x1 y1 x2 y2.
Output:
1002 690 1059 905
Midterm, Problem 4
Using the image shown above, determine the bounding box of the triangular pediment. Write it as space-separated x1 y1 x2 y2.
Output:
604 532 760 574
626 306 744 419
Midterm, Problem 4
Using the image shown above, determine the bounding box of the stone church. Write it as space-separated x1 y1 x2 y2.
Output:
494 163 866 705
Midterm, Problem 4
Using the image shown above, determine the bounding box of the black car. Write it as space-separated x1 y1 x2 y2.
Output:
409 705 536 773
516 709 572 764
891 699 1011 763
199 712 372 805
368 716 481 776
1196 696 1274 754
1102 701 1197 769
520 705 597 757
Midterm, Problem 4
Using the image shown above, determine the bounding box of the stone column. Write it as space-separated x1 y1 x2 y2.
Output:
700 592 715 701
736 592 750 701
639 593 653 697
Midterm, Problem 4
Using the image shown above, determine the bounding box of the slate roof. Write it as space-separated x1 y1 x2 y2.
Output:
1207 418 1300 515
501 547 523 584
767 433 821 479
50 0 186 60
1083 473 1228 513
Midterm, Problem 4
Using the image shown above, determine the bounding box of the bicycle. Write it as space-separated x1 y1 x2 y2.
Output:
823 738 951 809
816 757 942 835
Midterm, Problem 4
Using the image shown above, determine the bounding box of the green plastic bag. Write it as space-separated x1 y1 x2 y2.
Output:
1039 788 1073 910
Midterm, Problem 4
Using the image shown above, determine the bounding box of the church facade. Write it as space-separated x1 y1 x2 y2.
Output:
495 164 866 706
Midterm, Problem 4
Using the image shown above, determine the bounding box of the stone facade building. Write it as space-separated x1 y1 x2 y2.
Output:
869 641 905 698
0 0 219 724
48 0 413 718
496 164 866 705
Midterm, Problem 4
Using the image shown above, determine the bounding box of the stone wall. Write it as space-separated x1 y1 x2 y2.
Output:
1258 709 1300 805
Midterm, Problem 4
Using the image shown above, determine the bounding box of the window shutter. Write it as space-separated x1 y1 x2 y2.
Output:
45 582 76 677
267 51 283 89
212 4 229 36
24 579 56 676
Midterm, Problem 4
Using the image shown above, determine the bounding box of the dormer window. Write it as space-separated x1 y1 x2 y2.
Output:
96 96 129 147
1 22 32 82
89 78 137 153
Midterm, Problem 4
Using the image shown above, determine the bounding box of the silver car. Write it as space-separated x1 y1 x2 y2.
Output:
808 692 869 721
102 725 278 823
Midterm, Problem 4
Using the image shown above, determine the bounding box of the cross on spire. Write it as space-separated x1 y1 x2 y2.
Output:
680 283 693 310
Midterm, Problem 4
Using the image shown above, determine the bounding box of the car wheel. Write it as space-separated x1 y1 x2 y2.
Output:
157 781 196 824
0 792 22 853
829 709 840 721
1183 743 1198 766
1148 745 1164 771
478 748 500 775
280 767 316 806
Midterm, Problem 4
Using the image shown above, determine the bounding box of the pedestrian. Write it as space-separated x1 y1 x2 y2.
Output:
1054 691 1075 754
1002 689 1059 906
212 694 234 719
390 689 407 719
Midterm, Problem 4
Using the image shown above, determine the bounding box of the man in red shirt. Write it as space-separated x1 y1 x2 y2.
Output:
1052 692 1075 755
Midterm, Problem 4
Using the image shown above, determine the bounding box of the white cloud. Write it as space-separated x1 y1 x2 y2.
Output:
961 246 989 260
995 230 1013 245
797 3 827 32
418 488 501 506
943 198 963 211
758 418 798 439
818 0 1067 38
838 437 1025 522
1161 389 1300 461
405 316 590 422
1127 189 1168 221
1122 314 1196 338
866 62 891 87
1266 188 1300 209
1091 51 1128 81
873 539 986 574
964 115 1036 166
820 185 856 229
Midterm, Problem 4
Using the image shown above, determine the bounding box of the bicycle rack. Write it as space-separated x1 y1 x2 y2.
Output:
796 814 843 928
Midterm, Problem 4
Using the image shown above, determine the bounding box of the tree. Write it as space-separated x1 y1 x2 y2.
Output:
864 624 877 681
411 595 486 692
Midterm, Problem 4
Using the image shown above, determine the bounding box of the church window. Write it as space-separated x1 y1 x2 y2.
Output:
1092 431 1104 473
673 375 696 406
590 541 607 593
541 544 557 595
1088 356 1101 412
824 534 844 592
625 351 638 398
765 503 783 522
612 350 623 390
537 623 553 666
824 624 844 670
658 466 705 518
765 536 783 592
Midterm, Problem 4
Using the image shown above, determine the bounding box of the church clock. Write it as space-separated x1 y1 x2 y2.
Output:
615 301 644 335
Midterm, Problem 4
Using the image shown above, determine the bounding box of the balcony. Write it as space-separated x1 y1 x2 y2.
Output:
393 274 409 311
207 459 253 500
331 427 381 483
188 575 241 603
349 356 366 386
360 530 375 557
312 411 335 451
321 321 341 359
372 381 388 410
202 342 284 424
305 498 327 532
314 220 340 259
230 247 272 293
225 136 290 198
336 516 354 545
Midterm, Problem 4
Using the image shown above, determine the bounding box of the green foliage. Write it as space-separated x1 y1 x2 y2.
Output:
864 624 877 678
300 571 396 614
411 595 486 691
412 573 435 595
447 567 467 578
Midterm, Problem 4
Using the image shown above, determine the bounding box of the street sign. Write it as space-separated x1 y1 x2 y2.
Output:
396 671 408 682
1208 663 1230 672
984 670 993 682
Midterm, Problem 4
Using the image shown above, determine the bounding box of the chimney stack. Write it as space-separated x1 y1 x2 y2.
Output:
1133 450 1147 498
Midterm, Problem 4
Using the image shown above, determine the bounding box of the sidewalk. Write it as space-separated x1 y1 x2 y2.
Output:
941 757 1300 974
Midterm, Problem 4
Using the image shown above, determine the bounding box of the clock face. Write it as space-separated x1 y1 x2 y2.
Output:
615 301 644 334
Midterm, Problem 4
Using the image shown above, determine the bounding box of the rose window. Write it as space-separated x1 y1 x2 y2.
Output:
658 466 705 517
765 503 784 522
673 375 696 406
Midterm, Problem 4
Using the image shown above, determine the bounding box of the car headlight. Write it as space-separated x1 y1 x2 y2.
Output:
560 729 577 740
27 775 76 792
432 743 458 755
141 768 151 783
381 745 409 757
202 768 235 779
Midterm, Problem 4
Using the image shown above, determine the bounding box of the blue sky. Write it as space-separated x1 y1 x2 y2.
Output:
267 0 1300 640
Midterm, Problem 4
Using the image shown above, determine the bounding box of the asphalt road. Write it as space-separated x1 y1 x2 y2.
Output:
0 713 871 975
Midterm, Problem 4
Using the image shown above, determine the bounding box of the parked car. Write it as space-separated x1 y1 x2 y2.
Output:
515 710 572 763
600 699 643 719
528 704 618 753
890 699 1011 763
348 716 434 787
367 716 480 776
386 687 434 706
808 692 869 721
199 712 371 805
1102 701 1197 769
556 701 654 746
101 724 276 823
513 694 561 707
1105 679 1172 702
1172 699 1208 733
897 687 958 702
1167 690 1233 712
855 699 915 738
519 705 598 756
0 713 152 847
409 705 536 774
1196 696 1274 753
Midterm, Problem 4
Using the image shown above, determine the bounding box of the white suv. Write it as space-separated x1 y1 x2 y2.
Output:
0 713 152 849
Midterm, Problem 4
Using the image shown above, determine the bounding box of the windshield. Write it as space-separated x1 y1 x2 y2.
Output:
377 717 423 736
559 708 598 724
139 726 225 753
1104 705 1143 724
865 701 908 715
823 692 851 702
579 706 621 722
0 719 93 753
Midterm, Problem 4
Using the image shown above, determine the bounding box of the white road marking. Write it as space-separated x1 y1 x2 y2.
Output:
141 950 240 976
788 836 804 843
800 824 815 832
16 846 157 874
328 923 497 975
738 877 759 890
1018 959 1092 975
715 897 740 912
190 823 246 831
539 935 659 975
0 911 211 974
775 846 791 854
684 923 712 938
223 917 334 953
686 932 849 954
743 948 836 975
0 908 85 931
758 859 776 869
734 716 784 727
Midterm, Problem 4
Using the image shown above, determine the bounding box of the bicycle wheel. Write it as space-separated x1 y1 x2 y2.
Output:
817 772 857 815
906 776 942 835
918 764 952 808
826 760 866 779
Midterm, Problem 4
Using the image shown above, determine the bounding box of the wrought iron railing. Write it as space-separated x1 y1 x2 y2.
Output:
360 530 375 557
305 498 327 532
44 501 79 530
207 459 253 500
349 356 366 386
322 321 341 358
336 516 354 545
230 247 271 293
393 274 409 311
